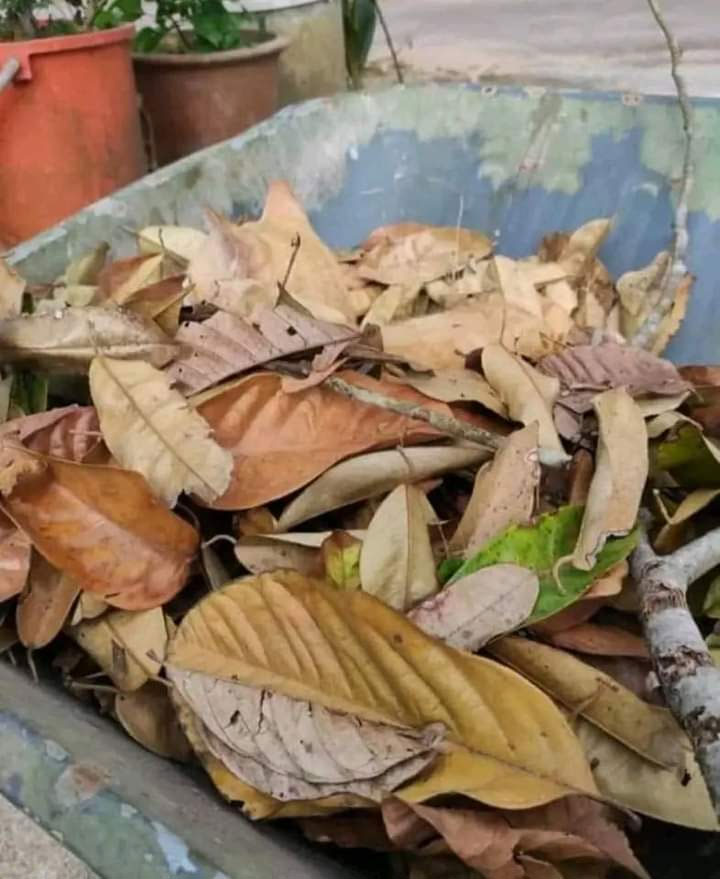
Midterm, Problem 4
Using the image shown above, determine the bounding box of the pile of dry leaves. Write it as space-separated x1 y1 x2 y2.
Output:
0 180 718 879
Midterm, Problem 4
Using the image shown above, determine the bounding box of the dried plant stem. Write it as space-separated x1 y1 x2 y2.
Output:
372 0 404 85
632 0 693 349
631 520 720 818
324 376 500 451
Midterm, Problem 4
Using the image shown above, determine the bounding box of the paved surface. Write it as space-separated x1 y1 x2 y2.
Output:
0 795 98 879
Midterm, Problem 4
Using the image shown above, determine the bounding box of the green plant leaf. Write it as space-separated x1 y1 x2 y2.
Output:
653 424 720 487
343 0 377 86
133 26 164 52
439 506 637 625
10 370 48 417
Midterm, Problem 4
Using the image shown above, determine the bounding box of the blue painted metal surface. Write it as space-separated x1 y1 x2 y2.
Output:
5 83 720 876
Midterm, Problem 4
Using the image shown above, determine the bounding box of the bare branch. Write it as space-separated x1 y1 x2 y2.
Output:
631 0 693 350
324 375 500 451
631 521 720 819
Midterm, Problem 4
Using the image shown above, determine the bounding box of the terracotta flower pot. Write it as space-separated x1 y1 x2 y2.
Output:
0 25 146 247
133 34 289 167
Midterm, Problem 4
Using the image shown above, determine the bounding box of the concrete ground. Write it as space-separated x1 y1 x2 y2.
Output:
3 1 718 876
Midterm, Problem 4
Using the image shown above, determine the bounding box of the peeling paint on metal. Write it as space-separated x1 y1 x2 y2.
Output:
54 764 111 809
152 821 198 875
120 803 138 819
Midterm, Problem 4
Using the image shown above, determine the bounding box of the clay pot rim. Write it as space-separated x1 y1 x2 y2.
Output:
132 33 289 66
0 23 135 58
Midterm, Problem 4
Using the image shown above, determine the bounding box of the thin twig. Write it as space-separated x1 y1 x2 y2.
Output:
632 0 693 349
324 375 500 451
631 518 720 818
372 0 404 85
281 234 302 291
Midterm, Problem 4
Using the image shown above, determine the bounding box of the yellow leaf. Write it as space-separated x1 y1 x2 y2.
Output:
359 485 438 611
321 531 362 591
489 637 684 770
138 226 207 262
573 389 647 570
89 357 233 507
482 345 569 466
168 572 598 809
449 425 539 557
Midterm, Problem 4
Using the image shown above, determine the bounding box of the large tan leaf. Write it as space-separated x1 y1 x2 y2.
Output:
572 389 647 570
491 255 544 316
16 554 79 648
0 509 31 601
489 637 684 770
234 534 323 577
115 682 192 761
0 444 198 610
576 718 717 830
195 371 446 510
393 368 507 417
89 357 233 507
168 571 598 809
450 425 539 557
0 258 25 319
359 485 438 611
408 565 539 651
71 606 169 691
0 307 177 372
381 796 648 879
482 346 568 466
167 305 358 395
357 224 492 287
171 669 444 802
0 405 101 462
278 445 491 530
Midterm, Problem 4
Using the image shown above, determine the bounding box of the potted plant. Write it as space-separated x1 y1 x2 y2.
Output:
131 0 288 166
0 0 146 246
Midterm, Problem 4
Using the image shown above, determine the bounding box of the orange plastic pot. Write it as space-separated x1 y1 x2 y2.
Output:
133 34 288 167
0 25 146 247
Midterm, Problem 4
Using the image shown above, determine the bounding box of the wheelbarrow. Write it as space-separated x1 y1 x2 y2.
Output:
2 83 720 879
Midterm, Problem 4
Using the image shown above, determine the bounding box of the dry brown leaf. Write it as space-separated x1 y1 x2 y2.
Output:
0 508 31 601
357 224 492 287
70 592 109 624
278 445 491 530
393 368 507 417
171 669 445 802
359 485 438 611
553 219 611 279
195 371 446 510
489 636 683 770
482 345 569 466
491 255 544 316
0 306 177 372
573 389 647 570
299 811 394 851
71 606 169 691
652 273 693 355
617 252 669 335
115 681 192 761
361 284 422 327
168 571 598 809
576 718 717 830
408 564 539 651
106 254 168 306
0 444 198 610
0 405 101 462
539 342 689 414
234 534 323 577
168 305 358 395
60 243 109 287
89 357 233 507
542 623 649 660
381 795 648 879
0 258 25 319
120 274 186 333
16 554 80 648
137 226 207 261
449 425 539 557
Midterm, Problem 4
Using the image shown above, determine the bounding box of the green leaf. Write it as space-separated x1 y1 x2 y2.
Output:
133 26 164 53
440 506 637 626
10 370 48 417
703 574 720 619
653 424 720 488
342 0 376 86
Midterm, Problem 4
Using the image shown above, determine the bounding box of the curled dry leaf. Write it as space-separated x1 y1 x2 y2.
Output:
0 405 101 462
115 681 192 761
541 623 649 660
408 564 539 651
16 554 80 648
235 534 323 577
482 345 569 466
120 274 186 336
0 257 25 319
71 606 169 691
0 306 177 372
449 424 539 557
170 669 445 802
278 445 492 531
573 389 648 570
359 485 438 611
0 444 198 610
489 637 684 770
576 718 717 831
196 371 447 510
168 571 598 810
167 305 358 395
381 795 648 879
89 356 233 506
0 509 31 601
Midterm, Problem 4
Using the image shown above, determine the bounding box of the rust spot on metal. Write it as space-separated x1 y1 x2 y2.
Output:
54 762 111 808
